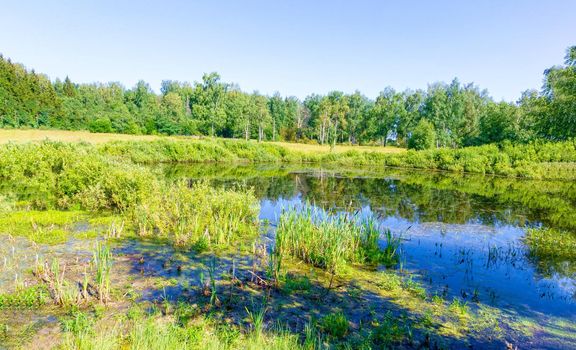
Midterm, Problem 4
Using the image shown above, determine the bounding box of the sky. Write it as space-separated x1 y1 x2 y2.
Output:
0 0 575 102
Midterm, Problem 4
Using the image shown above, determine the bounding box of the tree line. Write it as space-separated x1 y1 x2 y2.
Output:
0 45 574 149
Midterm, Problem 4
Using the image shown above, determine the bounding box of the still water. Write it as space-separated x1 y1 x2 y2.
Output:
166 163 576 319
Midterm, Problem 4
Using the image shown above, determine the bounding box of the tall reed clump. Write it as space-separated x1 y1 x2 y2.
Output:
275 205 401 287
34 259 82 307
131 181 259 249
93 241 113 303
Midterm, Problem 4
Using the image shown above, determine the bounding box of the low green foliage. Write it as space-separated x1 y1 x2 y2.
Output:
525 227 576 276
0 142 156 211
320 312 349 339
275 206 401 281
0 285 48 309
131 181 259 249
97 138 576 179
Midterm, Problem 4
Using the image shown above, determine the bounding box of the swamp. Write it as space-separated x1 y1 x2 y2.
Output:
0 142 574 349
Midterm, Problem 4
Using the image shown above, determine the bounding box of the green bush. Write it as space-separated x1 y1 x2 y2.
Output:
88 117 113 133
408 119 436 150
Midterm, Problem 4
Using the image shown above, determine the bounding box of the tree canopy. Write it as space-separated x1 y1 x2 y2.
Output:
0 45 574 146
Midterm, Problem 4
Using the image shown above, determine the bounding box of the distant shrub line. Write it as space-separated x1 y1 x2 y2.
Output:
98 138 576 180
0 140 573 216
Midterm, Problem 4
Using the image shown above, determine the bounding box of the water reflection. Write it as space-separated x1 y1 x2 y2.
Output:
164 163 576 318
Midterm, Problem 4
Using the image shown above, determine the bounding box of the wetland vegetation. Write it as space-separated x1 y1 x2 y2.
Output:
0 139 574 349
0 35 575 350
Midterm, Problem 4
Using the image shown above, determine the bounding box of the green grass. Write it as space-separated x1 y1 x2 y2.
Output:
58 304 325 350
131 181 260 249
0 285 49 309
320 312 349 339
275 206 401 283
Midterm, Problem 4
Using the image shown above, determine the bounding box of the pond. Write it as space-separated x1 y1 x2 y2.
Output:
1 163 575 349
166 163 576 345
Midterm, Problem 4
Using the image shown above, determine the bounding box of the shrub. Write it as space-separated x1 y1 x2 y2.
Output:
408 119 436 150
88 117 113 133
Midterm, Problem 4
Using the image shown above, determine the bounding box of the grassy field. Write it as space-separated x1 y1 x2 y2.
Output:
0 129 403 154
269 141 405 154
0 129 167 144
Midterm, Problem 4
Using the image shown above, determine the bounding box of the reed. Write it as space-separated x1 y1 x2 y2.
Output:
275 205 401 287
132 181 259 249
93 241 113 303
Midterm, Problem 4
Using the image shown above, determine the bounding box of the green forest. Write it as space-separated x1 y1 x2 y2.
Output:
1 46 574 149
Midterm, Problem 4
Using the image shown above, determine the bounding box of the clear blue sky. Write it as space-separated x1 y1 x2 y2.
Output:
1 0 574 102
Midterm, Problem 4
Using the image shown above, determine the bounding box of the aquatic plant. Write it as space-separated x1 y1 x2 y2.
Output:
449 298 470 316
0 285 48 309
524 227 576 276
34 258 82 307
275 206 401 287
131 181 259 249
93 241 113 303
320 312 349 339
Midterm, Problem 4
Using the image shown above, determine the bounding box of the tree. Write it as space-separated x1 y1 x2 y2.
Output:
190 73 227 136
368 88 403 146
251 92 271 142
537 46 576 140
397 90 424 146
345 91 370 144
325 91 349 149
408 119 435 150
478 101 520 144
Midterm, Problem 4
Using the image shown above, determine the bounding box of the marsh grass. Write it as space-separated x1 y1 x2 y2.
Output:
524 227 576 276
320 312 349 339
32 242 115 307
34 259 83 307
93 241 112 303
0 285 48 309
0 210 88 244
58 303 326 350
132 181 259 249
275 205 401 287
246 301 267 339
370 311 406 348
